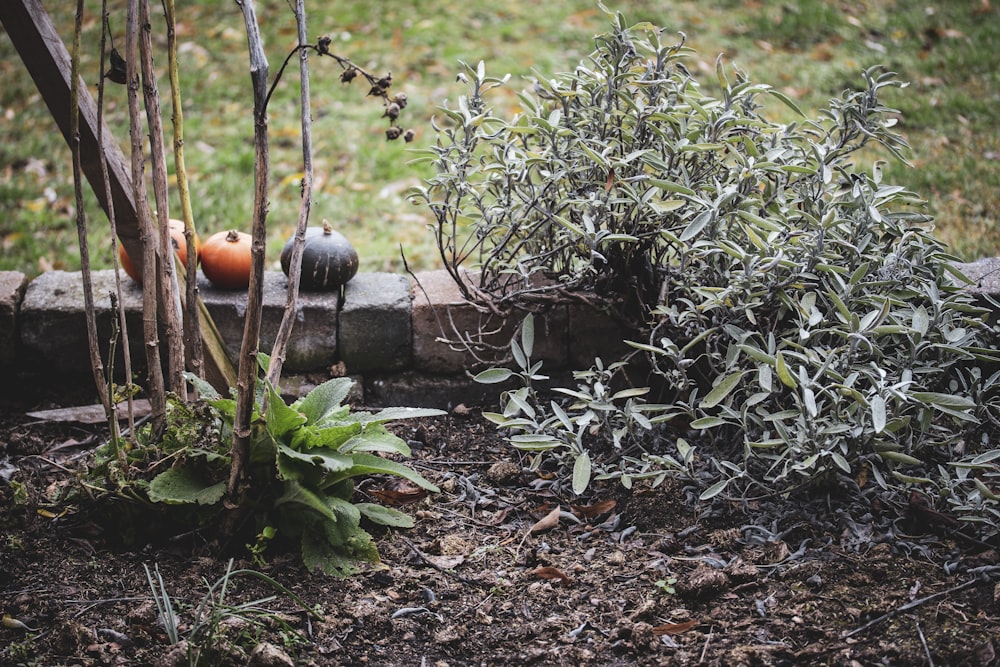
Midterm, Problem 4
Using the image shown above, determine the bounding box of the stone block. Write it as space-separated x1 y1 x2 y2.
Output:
19 270 146 375
198 271 338 373
0 271 27 366
410 269 568 374
339 272 411 372
363 371 502 410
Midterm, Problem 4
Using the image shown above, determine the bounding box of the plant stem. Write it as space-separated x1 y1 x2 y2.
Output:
97 7 135 441
125 0 165 429
267 0 313 388
229 0 270 504
71 0 113 418
138 0 185 395
163 0 204 383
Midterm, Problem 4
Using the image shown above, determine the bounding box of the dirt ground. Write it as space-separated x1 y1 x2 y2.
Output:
2 389 999 667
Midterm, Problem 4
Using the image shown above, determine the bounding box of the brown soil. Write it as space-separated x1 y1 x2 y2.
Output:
2 392 999 667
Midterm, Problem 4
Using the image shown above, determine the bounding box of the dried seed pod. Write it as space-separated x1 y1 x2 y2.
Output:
105 47 127 84
317 34 332 55
403 128 416 143
386 126 403 141
392 92 408 109
340 67 358 84
384 102 400 120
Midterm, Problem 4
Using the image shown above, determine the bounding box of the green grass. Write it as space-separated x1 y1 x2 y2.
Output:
1 0 998 278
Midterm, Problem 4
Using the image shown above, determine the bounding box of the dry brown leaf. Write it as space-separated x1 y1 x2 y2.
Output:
652 619 698 636
571 499 616 519
529 505 561 534
531 566 574 586
369 481 429 506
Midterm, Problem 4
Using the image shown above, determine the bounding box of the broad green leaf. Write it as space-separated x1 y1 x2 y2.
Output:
278 443 353 474
360 406 447 425
356 503 416 528
184 372 220 400
649 199 686 213
301 530 362 577
891 471 933 485
275 480 338 523
296 378 353 424
266 386 307 439
148 468 226 506
910 392 976 410
327 453 439 492
701 371 744 409
511 338 527 370
339 426 412 456
739 344 775 366
802 386 817 418
611 387 650 400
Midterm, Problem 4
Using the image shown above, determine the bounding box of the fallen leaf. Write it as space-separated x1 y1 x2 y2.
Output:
571 499 616 519
652 619 698 636
425 554 465 570
531 566 574 585
370 480 429 506
529 505 561 534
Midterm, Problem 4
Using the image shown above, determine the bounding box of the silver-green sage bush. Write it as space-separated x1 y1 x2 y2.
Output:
413 6 1000 533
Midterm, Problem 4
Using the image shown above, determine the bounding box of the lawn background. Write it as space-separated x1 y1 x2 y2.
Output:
1 0 997 278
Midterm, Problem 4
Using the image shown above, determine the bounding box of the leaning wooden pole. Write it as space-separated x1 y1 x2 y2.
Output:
0 0 237 394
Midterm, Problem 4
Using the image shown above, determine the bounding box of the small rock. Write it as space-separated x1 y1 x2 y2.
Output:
248 641 295 667
677 564 730 599
485 460 521 485
630 621 657 651
433 624 467 644
153 641 191 667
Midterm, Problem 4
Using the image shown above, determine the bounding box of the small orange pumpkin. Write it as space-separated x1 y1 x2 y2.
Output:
119 218 200 283
200 229 252 289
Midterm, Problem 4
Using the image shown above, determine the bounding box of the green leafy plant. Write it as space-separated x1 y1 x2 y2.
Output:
477 315 687 494
144 558 320 666
654 577 678 596
426 5 1000 533
90 357 443 576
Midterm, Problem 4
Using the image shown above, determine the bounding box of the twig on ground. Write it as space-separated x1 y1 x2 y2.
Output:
916 621 935 667
398 536 482 586
843 574 989 638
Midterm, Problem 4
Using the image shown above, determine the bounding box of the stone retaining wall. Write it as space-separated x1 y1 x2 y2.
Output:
0 268 632 408
3 258 997 409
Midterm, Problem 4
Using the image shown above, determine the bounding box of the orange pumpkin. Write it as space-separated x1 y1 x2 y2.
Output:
200 230 252 289
119 218 200 283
